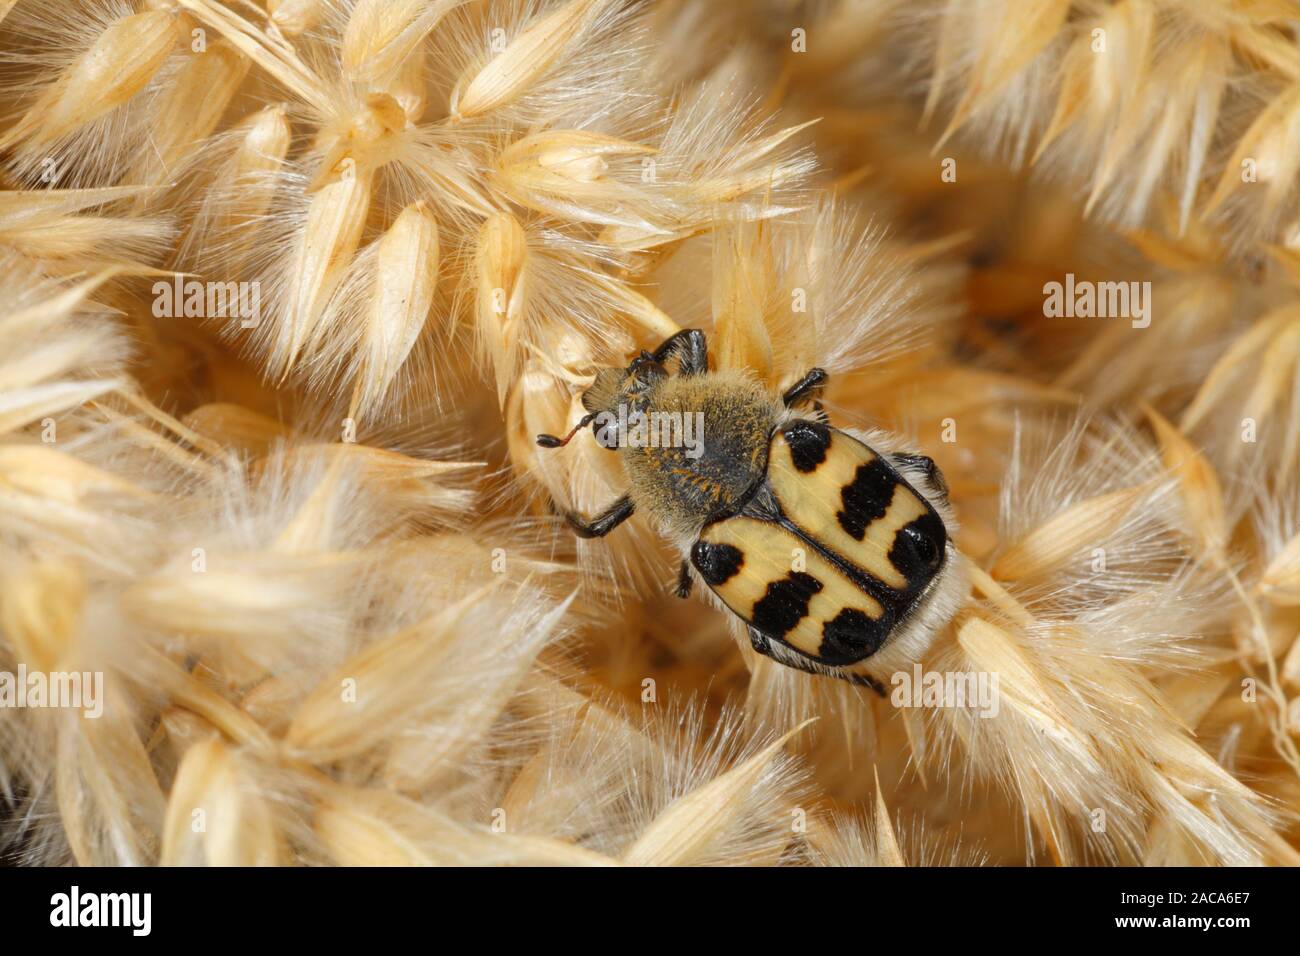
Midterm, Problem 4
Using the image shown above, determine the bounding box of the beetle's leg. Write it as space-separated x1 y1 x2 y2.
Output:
746 626 885 695
652 329 709 376
892 452 950 506
562 495 634 539
810 400 830 424
782 367 829 407
674 559 693 598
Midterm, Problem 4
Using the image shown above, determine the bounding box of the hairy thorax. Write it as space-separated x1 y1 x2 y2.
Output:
617 372 781 540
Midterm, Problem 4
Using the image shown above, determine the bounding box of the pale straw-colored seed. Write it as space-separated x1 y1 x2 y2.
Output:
0 556 83 674
0 380 120 436
688 119 819 203
219 106 291 265
990 483 1149 581
936 0 1071 146
277 168 373 378
0 10 181 150
271 445 478 550
873 769 906 867
314 786 617 866
1181 306 1299 431
0 445 149 506
182 402 291 458
0 324 114 394
390 39 427 123
475 212 529 407
1206 82 1300 217
1279 634 1300 689
280 442 481 493
314 794 437 866
382 592 572 793
0 269 119 338
161 737 280 865
267 0 322 36
498 128 653 187
713 228 774 380
139 40 248 179
1159 664 1236 729
451 0 610 120
503 835 621 866
143 649 274 753
1143 403 1227 562
114 386 230 461
1261 532 1300 607
496 130 662 230
956 616 1098 765
511 364 581 498
343 0 458 82
57 706 165 865
621 721 810 866
272 453 352 555
0 214 152 260
160 707 219 755
238 674 306 735
689 160 805 205
1238 321 1300 441
356 200 439 414
235 105 292 178
124 564 345 650
283 584 496 762
586 272 681 341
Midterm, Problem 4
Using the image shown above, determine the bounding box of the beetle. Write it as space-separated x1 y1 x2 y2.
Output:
536 329 964 691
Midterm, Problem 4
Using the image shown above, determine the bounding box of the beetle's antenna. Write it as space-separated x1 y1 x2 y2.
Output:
536 412 598 448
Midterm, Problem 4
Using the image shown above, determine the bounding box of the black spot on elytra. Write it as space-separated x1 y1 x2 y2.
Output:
819 607 887 664
751 571 823 638
837 459 896 540
691 540 745 586
887 511 947 585
781 420 832 472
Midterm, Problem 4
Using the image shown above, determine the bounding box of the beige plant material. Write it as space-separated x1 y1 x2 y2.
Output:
355 201 440 415
0 10 180 152
621 721 809 866
451 0 610 120
343 0 460 83
275 171 373 378
0 0 1298 872
475 212 530 407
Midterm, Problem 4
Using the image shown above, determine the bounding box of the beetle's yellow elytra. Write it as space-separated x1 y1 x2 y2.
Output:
769 424 934 592
695 516 885 660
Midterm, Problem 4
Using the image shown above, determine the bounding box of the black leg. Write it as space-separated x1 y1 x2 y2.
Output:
674 559 693 598
892 452 950 506
563 495 634 539
782 368 828 407
652 329 708 376
746 626 884 695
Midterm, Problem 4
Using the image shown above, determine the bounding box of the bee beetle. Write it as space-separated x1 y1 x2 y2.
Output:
536 329 964 692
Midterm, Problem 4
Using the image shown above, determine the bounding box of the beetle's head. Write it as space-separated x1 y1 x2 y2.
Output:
582 350 666 414
536 350 667 450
